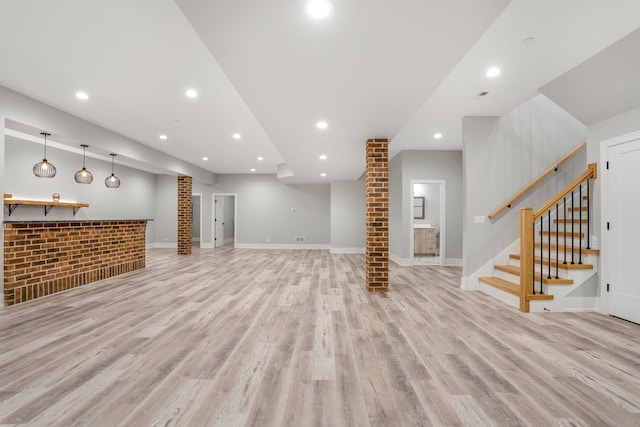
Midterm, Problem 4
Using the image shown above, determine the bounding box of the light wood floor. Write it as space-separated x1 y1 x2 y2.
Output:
1 248 639 426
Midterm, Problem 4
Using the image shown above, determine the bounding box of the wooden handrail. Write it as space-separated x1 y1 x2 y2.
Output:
488 141 586 219
533 163 596 219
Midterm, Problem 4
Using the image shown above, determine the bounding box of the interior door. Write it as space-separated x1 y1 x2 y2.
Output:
214 196 224 248
607 137 640 323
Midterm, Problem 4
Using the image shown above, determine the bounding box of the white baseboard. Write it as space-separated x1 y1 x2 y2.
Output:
444 258 462 266
330 247 365 254
389 253 412 266
147 242 177 249
223 238 234 245
235 243 330 250
192 237 200 242
200 243 215 249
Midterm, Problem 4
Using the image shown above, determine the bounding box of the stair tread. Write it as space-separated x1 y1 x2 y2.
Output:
494 264 573 284
535 243 599 255
554 218 589 223
540 230 584 237
509 254 593 270
479 276 556 301
479 276 519 296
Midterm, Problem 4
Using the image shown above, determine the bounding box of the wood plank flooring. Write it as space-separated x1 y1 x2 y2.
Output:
1 248 639 426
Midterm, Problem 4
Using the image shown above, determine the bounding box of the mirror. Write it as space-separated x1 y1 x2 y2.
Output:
413 196 425 219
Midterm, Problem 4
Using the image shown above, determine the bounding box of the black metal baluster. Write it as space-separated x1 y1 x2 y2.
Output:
571 191 575 264
556 203 560 279
587 179 591 249
540 216 544 294
579 184 583 264
563 196 567 265
548 210 552 280
532 222 536 296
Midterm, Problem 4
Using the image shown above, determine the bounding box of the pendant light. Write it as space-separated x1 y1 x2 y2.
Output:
105 153 121 188
74 144 94 184
33 132 57 178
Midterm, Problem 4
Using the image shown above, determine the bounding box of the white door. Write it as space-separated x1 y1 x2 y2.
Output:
606 136 640 323
214 197 224 248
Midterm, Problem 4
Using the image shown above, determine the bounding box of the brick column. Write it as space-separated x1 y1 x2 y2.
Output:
177 176 192 255
365 138 389 292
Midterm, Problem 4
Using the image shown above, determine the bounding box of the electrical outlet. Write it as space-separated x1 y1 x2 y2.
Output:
295 236 305 242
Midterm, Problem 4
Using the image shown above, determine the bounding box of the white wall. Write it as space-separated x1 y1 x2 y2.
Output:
413 183 440 227
390 150 463 262
212 174 330 246
4 137 157 242
154 175 178 246
330 180 365 251
222 195 235 239
462 94 588 280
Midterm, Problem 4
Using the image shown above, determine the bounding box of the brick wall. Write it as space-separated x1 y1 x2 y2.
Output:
177 176 192 255
3 220 147 305
365 138 389 292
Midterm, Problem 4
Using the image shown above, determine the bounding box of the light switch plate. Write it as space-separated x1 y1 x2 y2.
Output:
474 216 485 224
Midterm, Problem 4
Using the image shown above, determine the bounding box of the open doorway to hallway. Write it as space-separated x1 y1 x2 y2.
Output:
192 193 202 248
213 194 237 248
410 180 445 265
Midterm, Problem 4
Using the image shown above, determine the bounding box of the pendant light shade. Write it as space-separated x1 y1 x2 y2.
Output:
105 153 121 188
74 144 94 184
33 132 57 178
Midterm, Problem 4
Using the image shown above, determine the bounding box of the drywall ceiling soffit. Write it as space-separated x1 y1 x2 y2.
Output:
175 0 511 182
0 0 284 178
390 0 640 158
540 27 640 126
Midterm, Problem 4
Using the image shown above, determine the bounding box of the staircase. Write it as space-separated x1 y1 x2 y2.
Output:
479 163 598 312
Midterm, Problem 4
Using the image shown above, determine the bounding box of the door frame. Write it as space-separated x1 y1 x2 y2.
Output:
212 193 238 248
192 193 202 248
600 130 640 318
409 179 446 266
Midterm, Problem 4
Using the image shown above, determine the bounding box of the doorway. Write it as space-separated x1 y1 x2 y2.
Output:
192 194 202 248
602 131 640 324
213 194 237 248
410 180 445 265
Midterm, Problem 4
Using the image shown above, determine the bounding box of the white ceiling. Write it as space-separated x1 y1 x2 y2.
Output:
1 0 640 183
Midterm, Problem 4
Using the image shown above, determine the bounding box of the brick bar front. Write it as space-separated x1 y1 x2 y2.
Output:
3 220 148 306
365 138 389 292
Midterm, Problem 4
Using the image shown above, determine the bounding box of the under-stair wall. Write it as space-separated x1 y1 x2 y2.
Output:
462 94 588 289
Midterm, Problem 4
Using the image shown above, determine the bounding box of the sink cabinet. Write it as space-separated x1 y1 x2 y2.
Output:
414 227 437 255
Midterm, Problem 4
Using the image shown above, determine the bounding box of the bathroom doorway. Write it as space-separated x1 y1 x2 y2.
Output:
410 180 445 265
213 193 237 248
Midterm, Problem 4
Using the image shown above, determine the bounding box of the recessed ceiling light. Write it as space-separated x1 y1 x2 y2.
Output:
159 134 168 140
250 168 256 172
523 37 535 44
486 67 501 78
433 133 443 139
185 89 198 98
305 0 333 19
75 91 89 100
319 154 328 160
320 173 327 177
257 156 264 161
202 157 208 161
232 133 242 140
316 121 328 129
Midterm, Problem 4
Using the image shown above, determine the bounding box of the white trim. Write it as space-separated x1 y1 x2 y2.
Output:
147 242 177 249
235 243 330 250
599 129 640 317
223 237 234 245
409 179 446 266
213 193 238 249
444 258 462 266
330 247 365 254
200 243 215 249
390 252 412 266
